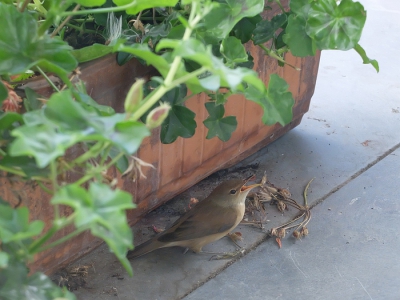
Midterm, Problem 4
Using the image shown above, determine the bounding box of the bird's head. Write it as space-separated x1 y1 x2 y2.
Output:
210 175 262 206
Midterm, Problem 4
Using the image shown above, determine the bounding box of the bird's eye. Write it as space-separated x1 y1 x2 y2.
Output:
229 189 237 195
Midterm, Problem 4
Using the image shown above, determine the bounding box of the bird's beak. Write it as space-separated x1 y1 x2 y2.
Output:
240 175 262 192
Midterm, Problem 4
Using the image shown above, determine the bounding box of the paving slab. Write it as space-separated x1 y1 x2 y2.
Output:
72 0 400 299
185 148 400 300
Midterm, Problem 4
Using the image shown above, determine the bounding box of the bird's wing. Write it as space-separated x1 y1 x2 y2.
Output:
157 203 238 243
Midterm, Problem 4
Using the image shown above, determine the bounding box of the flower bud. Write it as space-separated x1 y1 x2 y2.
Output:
124 79 145 114
145 102 171 129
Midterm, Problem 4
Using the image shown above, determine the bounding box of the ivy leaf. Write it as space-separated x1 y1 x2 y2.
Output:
244 74 294 125
116 43 171 77
112 0 178 15
157 84 197 144
0 203 44 243
9 124 78 168
203 102 237 142
252 14 287 45
283 14 316 57
0 259 76 300
52 183 135 276
110 120 150 154
0 3 77 75
157 38 214 68
201 0 264 42
72 44 113 63
306 0 366 50
232 15 262 43
44 90 94 131
354 44 379 73
220 36 248 65
23 88 42 112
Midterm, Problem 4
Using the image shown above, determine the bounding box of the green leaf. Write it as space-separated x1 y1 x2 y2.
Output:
0 252 8 268
0 80 7 103
74 81 115 116
74 0 106 6
111 120 150 154
52 183 135 276
306 0 366 50
252 14 287 45
0 112 24 130
9 124 78 168
108 146 129 173
157 84 197 144
283 14 316 57
0 3 77 75
0 156 50 178
0 259 76 300
290 0 312 18
203 102 237 141
44 91 93 131
72 44 113 63
112 0 179 15
0 204 44 243
244 74 294 125
116 43 170 77
201 0 264 42
354 44 379 72
23 88 42 112
157 38 214 68
232 15 262 43
220 36 248 65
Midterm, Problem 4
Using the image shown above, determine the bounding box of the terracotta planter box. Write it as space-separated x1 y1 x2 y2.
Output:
2 4 321 275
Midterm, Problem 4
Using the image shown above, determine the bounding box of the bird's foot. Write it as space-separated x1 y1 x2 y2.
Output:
207 248 245 260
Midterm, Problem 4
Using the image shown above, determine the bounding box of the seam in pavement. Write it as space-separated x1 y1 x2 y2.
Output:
180 142 400 299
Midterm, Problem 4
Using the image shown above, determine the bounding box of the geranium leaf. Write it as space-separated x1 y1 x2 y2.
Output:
220 36 248 65
306 0 366 50
0 3 77 76
253 14 287 45
283 14 316 57
52 183 135 276
244 74 294 126
203 102 237 142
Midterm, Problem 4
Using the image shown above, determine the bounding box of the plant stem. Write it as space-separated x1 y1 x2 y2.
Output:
130 3 201 121
36 66 60 92
37 227 86 252
74 152 124 186
28 214 75 254
303 178 314 207
50 160 60 219
37 181 53 195
169 66 207 87
0 165 26 177
258 44 300 71
19 0 30 12
274 0 285 13
32 0 48 15
60 2 143 17
72 142 107 165
51 4 81 38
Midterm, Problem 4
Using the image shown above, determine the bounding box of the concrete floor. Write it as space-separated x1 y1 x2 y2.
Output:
72 0 400 299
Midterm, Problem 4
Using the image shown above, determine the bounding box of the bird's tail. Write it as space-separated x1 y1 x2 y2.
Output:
127 237 163 259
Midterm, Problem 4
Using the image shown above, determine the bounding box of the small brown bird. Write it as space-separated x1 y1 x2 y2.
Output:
127 175 261 259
